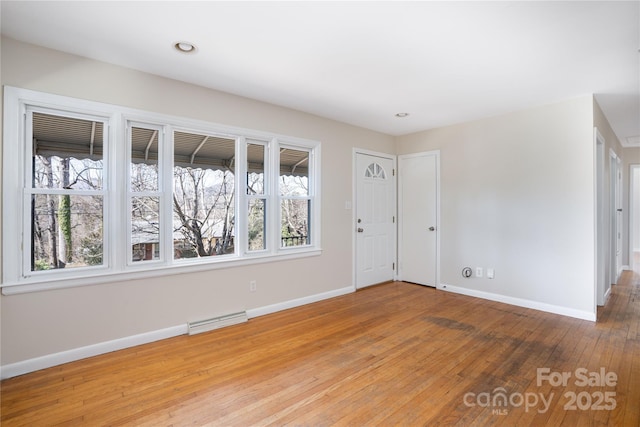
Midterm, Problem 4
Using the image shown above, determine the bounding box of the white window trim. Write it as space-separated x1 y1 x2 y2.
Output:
2 86 321 295
23 106 112 279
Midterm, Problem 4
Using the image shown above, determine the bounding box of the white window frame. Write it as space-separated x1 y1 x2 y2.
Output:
278 143 316 250
2 86 321 294
241 137 271 255
168 124 241 263
125 121 167 267
23 106 112 278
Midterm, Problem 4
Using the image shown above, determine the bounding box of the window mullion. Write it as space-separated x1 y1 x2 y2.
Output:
21 110 34 278
110 114 124 272
310 146 321 248
161 125 173 266
22 190 33 279
237 137 248 255
123 121 134 268
270 138 281 253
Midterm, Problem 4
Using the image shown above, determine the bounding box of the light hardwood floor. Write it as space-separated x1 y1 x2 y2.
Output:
2 270 639 426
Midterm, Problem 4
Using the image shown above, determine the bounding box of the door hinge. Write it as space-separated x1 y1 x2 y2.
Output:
393 262 395 270
393 169 395 176
393 216 395 223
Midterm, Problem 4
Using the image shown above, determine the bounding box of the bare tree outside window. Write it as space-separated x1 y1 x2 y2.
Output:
173 167 235 257
129 128 237 261
247 142 266 251
130 126 161 262
31 112 105 271
280 148 310 247
6 88 321 288
172 132 236 259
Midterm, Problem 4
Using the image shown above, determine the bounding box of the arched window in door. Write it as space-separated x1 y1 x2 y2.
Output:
364 162 387 179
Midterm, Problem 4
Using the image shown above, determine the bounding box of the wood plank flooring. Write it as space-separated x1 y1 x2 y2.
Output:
2 269 639 426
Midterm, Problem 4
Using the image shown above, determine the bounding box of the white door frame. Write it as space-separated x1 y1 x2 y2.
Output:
630 164 640 272
397 150 441 287
352 148 397 289
609 149 622 284
594 128 607 307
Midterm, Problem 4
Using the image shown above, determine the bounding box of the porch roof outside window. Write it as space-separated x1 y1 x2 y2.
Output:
32 112 309 176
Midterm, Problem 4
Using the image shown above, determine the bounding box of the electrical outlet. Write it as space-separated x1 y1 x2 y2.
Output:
476 267 483 278
249 280 257 292
487 268 495 279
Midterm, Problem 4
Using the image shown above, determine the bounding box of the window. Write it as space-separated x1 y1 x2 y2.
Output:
279 147 311 247
2 87 321 292
29 110 107 273
129 124 162 264
247 140 267 252
172 131 236 259
365 162 386 179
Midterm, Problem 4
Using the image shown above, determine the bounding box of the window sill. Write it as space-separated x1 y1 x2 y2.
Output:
1 248 322 295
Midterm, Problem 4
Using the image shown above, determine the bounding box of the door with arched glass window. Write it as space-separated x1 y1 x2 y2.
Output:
355 152 395 288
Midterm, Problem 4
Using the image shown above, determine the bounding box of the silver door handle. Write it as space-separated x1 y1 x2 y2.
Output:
428 226 436 231
357 228 364 233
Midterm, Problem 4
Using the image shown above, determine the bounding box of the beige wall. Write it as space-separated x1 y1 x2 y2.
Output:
396 96 596 316
2 36 631 371
0 37 395 365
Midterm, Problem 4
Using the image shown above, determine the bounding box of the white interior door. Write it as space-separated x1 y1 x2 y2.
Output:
610 152 622 285
615 158 622 278
595 130 606 306
355 153 395 288
631 165 640 272
398 152 438 287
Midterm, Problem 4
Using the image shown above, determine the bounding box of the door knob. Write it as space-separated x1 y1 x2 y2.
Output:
428 226 436 231
357 228 364 233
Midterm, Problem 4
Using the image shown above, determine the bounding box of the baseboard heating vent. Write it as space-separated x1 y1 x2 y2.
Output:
188 311 248 335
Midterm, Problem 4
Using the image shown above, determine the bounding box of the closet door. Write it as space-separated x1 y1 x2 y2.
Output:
399 152 439 286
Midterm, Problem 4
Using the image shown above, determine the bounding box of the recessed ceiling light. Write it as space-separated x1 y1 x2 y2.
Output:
626 136 640 146
395 113 410 118
174 42 197 54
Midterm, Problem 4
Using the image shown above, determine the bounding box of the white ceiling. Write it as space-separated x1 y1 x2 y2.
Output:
2 1 639 145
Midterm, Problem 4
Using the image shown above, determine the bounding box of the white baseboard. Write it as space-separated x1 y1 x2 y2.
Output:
1 285 355 380
438 283 596 322
246 286 354 318
1 324 187 380
603 286 612 305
